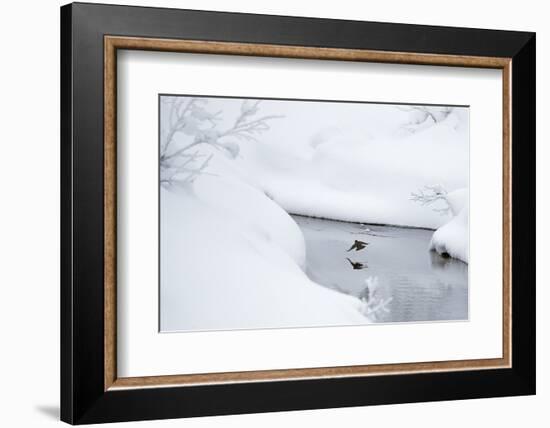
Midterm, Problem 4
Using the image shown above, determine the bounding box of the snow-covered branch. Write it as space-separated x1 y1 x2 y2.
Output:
410 184 451 215
359 277 393 321
398 106 453 134
220 100 284 141
160 98 282 186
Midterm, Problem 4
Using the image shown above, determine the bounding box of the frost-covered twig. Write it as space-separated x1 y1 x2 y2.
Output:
220 100 283 141
410 184 451 215
363 297 393 316
397 106 453 134
359 276 393 321
160 98 281 186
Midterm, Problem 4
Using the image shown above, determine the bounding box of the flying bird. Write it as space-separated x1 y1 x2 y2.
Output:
347 240 369 252
346 258 367 270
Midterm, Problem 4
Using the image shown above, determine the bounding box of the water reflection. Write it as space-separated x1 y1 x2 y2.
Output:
292 214 468 323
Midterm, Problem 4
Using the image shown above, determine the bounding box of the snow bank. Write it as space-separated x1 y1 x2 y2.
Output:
163 97 469 230
429 189 469 263
160 175 368 332
234 105 469 230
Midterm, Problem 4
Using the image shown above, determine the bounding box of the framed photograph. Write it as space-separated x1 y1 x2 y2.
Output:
61 2 536 424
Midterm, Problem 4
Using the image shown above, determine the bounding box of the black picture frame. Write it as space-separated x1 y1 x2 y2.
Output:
61 2 535 424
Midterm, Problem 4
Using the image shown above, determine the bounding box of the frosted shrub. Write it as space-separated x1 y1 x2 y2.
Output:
160 97 282 185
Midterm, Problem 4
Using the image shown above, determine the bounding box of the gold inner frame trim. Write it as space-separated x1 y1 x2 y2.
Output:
104 35 512 391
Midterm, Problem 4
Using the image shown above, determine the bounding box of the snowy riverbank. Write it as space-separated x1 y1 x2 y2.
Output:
233 103 469 231
429 188 469 263
160 176 369 332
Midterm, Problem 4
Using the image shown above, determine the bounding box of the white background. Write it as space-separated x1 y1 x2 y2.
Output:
0 0 546 427
118 51 502 377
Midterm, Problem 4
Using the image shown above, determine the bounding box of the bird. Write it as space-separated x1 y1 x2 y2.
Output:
346 258 367 270
347 240 369 252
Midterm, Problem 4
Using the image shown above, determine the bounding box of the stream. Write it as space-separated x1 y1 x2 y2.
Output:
292 214 468 323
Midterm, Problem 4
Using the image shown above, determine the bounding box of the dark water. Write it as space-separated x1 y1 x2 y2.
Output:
292 215 468 323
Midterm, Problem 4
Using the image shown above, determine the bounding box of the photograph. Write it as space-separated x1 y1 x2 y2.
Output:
54 2 536 424
159 95 470 332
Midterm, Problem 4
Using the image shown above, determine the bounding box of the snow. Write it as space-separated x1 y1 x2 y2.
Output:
226 100 468 230
160 96 469 330
429 189 469 263
160 174 368 332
